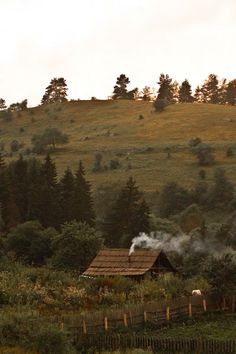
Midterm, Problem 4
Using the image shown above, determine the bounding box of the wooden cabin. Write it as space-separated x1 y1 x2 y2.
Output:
83 248 175 279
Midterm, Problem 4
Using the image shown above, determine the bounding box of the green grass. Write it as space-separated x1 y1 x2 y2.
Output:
2 100 236 194
142 313 236 340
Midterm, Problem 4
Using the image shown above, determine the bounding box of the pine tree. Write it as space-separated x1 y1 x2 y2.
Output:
41 77 68 104
59 168 75 224
113 74 130 99
39 155 60 228
201 74 219 103
178 79 193 103
141 86 152 101
9 155 28 222
226 79 236 105
0 98 6 110
103 177 150 247
26 158 44 221
194 85 203 102
218 78 228 104
157 74 178 103
73 161 95 226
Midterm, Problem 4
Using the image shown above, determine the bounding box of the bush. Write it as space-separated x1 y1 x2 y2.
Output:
25 324 75 354
51 221 103 271
189 137 202 148
159 182 191 217
32 128 69 153
5 221 56 265
191 142 215 166
199 169 206 179
10 140 21 152
153 98 168 112
0 314 75 354
92 153 103 172
226 147 234 157
109 158 120 170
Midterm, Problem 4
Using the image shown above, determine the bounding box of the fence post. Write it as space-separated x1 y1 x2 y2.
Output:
123 313 128 327
166 306 170 321
144 311 147 323
104 317 108 331
60 320 64 331
203 298 207 312
188 302 192 317
82 319 87 334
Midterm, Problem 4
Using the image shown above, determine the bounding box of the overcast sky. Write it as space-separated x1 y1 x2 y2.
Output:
0 0 236 106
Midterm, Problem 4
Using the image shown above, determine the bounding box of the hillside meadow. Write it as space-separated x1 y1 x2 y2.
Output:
1 100 236 196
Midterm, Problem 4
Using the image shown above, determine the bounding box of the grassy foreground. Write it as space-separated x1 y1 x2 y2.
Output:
2 101 236 193
142 313 236 340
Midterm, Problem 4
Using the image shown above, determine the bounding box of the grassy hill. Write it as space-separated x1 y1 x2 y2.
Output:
1 100 236 195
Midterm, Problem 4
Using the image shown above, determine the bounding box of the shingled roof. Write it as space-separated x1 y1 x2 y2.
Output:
83 248 166 276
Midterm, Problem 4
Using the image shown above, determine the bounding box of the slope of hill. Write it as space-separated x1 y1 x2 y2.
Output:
1 100 236 193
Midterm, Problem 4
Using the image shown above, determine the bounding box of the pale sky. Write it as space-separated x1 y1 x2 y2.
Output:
0 0 236 106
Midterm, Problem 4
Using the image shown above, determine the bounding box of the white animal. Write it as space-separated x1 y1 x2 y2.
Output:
192 289 202 296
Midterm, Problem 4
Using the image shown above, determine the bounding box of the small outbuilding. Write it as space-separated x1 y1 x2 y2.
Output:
83 248 175 279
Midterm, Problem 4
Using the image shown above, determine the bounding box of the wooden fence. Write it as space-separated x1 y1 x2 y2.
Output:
75 334 236 353
55 294 235 335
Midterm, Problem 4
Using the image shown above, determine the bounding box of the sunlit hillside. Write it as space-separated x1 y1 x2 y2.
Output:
1 100 236 193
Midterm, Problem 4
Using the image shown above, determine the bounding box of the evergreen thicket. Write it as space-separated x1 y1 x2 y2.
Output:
0 155 94 231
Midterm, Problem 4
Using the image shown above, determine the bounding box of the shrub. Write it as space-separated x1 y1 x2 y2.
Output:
92 153 103 172
189 137 202 148
191 142 215 166
51 221 103 271
109 158 120 170
153 98 168 112
19 127 25 133
5 221 56 265
173 204 205 233
226 147 234 157
199 169 206 179
159 182 191 217
32 128 69 153
25 324 75 354
10 139 21 152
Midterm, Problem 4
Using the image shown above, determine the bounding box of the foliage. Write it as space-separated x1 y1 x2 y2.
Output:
178 79 193 103
41 78 68 104
202 253 236 295
103 177 150 247
157 73 175 102
113 74 138 100
207 168 234 208
51 221 103 271
191 142 215 166
31 127 69 153
73 161 95 226
92 152 103 172
10 139 21 152
0 98 7 110
153 98 168 112
159 182 190 217
226 79 236 105
140 86 153 101
5 221 56 265
173 204 205 233
149 215 181 235
201 74 219 103
0 313 75 354
8 99 27 112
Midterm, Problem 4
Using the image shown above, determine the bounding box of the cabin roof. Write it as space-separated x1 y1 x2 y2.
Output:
83 248 163 276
